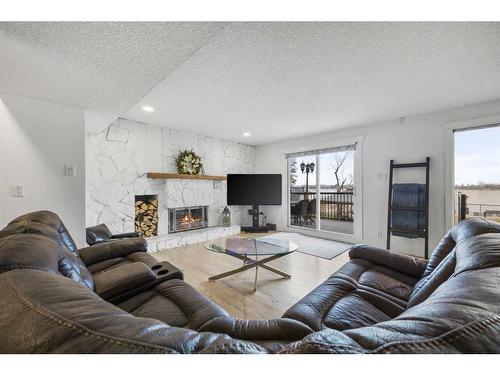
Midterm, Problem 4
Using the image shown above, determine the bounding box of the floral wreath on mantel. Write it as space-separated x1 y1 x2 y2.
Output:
176 149 203 175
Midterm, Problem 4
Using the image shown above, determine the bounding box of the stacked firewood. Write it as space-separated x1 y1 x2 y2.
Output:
135 198 158 237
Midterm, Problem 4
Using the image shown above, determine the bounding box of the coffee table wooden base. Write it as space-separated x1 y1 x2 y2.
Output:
209 252 291 291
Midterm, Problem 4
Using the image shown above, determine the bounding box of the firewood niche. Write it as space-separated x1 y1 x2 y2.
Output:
135 195 158 237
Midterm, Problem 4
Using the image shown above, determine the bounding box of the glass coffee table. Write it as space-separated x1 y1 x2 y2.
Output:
205 237 298 291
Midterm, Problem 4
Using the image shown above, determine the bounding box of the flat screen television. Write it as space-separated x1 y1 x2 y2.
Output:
227 174 282 206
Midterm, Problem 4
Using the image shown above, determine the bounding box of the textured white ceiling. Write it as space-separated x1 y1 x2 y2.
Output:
2 22 500 143
123 22 500 145
0 22 226 131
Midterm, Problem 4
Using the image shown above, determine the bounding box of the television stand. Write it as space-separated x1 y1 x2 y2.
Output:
241 205 269 233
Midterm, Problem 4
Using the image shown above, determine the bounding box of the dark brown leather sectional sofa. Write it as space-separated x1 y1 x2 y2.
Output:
0 210 499 353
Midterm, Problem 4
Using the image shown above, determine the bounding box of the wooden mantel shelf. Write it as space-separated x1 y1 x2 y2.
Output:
147 172 226 181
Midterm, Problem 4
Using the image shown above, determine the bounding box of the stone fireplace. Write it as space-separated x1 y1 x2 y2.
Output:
135 195 158 237
169 206 208 233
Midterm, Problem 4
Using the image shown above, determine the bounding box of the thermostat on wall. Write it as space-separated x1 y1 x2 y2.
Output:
65 165 76 176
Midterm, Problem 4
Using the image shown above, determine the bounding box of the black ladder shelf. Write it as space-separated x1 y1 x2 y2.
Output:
386 157 430 259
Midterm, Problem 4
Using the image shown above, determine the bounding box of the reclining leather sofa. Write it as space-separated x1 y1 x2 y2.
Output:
283 217 500 333
0 211 229 330
0 210 499 353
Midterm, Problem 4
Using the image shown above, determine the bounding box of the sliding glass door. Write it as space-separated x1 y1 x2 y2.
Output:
287 142 358 238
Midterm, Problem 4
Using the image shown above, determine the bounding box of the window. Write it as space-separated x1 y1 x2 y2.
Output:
454 124 500 224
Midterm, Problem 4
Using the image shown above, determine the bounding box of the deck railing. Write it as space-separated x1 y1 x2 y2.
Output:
290 191 354 221
454 202 500 218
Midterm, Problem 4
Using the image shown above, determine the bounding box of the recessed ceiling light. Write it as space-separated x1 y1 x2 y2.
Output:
243 132 251 137
142 106 154 112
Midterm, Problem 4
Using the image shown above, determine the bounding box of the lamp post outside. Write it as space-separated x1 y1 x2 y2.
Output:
300 161 315 195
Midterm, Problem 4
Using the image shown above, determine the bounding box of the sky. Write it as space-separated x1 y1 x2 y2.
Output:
455 125 500 185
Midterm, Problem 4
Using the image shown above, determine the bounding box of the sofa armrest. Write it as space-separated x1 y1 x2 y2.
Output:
78 237 148 266
198 316 314 342
93 262 157 300
111 232 141 239
349 244 428 278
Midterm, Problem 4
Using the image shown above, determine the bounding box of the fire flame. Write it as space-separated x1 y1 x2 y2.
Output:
180 214 201 224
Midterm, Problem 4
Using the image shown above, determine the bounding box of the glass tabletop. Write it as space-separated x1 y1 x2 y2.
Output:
205 237 298 257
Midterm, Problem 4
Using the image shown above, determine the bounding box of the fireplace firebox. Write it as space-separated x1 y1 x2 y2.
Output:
168 206 208 233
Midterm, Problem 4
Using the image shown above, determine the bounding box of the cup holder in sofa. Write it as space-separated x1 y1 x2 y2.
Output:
150 262 183 282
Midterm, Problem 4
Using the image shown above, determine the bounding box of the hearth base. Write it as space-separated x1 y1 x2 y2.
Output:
145 225 241 252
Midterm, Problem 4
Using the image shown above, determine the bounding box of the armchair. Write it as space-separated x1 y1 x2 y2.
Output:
86 223 141 246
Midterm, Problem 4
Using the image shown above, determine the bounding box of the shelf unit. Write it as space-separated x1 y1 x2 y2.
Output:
386 157 430 259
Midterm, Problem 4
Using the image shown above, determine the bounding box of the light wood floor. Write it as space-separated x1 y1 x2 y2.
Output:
152 232 349 320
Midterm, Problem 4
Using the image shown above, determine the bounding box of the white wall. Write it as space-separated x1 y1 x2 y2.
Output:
0 93 86 245
255 99 500 257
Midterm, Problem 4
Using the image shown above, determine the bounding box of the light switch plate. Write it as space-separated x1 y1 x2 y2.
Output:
10 185 24 197
65 165 76 176
377 173 387 181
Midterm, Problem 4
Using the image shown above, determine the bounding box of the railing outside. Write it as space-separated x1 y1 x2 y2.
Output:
290 191 354 221
454 202 500 218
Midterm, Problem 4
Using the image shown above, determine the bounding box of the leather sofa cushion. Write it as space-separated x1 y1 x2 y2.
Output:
0 211 95 289
0 221 63 244
409 233 500 308
454 233 500 274
87 251 158 275
418 217 500 282
57 247 95 290
408 219 500 308
3 210 79 253
0 269 265 354
0 234 61 274
332 259 418 304
322 291 393 330
0 233 94 290
407 249 456 307
283 265 408 331
93 262 157 300
78 238 148 267
349 244 427 279
117 279 229 330
358 267 414 301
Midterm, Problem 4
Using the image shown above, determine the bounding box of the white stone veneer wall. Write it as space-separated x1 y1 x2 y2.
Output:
86 119 256 235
